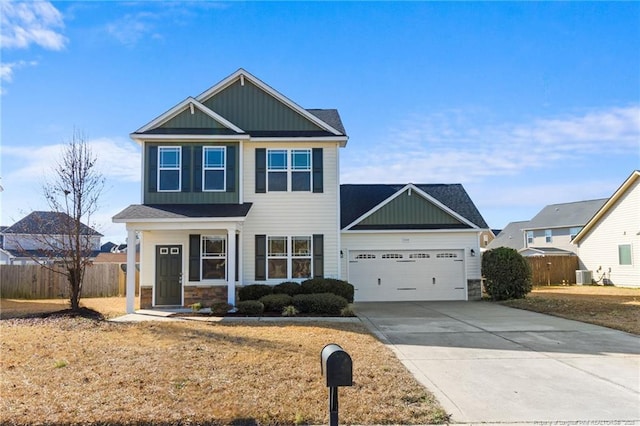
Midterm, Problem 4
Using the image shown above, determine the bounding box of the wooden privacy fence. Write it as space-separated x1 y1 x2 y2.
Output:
526 256 579 286
0 264 139 299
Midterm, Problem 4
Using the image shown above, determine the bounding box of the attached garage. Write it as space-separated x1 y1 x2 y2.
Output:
348 249 466 301
340 184 489 302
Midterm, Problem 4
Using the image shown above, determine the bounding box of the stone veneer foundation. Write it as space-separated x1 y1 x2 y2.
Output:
139 286 229 309
467 279 482 301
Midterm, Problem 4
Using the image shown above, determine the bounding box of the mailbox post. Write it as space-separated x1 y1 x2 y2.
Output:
321 344 353 426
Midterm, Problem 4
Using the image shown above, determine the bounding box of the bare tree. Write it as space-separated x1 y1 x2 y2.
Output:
37 130 105 311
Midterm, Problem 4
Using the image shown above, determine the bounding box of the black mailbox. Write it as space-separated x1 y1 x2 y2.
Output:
321 344 353 387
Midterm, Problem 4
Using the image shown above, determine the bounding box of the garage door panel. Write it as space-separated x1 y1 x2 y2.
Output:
349 250 465 302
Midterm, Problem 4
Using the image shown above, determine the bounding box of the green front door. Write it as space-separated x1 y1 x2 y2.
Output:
156 245 182 306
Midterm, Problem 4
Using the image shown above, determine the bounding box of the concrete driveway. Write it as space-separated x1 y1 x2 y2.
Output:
355 301 640 424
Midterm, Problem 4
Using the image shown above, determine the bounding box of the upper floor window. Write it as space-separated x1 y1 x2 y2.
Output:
158 147 181 191
526 231 534 245
569 227 581 240
267 149 311 192
545 229 552 243
203 147 226 191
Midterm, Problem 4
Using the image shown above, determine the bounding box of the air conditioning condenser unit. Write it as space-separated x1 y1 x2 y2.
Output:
576 270 592 285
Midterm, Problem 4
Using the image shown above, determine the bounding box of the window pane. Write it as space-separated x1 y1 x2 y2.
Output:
292 237 311 256
619 244 632 265
268 259 287 278
159 170 180 191
204 147 225 168
291 171 310 191
202 259 226 279
159 148 180 167
268 150 287 170
268 237 287 256
268 171 287 191
204 170 225 190
292 259 311 278
291 150 311 170
203 237 225 256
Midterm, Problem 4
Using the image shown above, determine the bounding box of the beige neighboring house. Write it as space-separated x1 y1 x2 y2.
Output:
519 198 607 257
573 171 639 288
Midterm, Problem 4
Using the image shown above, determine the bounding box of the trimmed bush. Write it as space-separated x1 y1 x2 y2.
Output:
282 305 298 317
209 302 232 316
482 247 532 301
238 284 273 301
273 281 302 296
292 293 348 315
259 294 293 313
325 278 355 303
300 278 330 294
236 300 264 315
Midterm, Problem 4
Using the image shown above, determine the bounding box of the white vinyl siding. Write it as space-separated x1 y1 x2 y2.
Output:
575 178 639 287
243 142 341 282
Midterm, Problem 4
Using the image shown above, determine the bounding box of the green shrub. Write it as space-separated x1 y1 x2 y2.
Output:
236 300 265 315
292 293 348 315
325 278 355 303
282 305 298 317
209 301 232 316
273 281 302 296
482 247 532 301
300 278 330 294
190 302 202 312
340 304 356 317
238 284 273 301
259 294 293 313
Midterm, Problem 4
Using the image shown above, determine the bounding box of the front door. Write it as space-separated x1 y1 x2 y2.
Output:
156 245 182 306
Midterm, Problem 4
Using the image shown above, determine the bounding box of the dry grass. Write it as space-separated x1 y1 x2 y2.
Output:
501 285 640 335
0 297 128 320
0 300 448 425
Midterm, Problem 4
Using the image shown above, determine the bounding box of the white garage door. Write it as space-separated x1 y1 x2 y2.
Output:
349 250 466 301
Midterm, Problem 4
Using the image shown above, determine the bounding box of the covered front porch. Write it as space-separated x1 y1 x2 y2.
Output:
113 204 252 313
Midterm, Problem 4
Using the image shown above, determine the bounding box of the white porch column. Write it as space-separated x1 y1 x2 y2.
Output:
227 227 236 306
125 228 137 313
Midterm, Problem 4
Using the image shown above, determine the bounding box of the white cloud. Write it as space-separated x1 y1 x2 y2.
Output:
0 0 67 50
105 12 162 46
342 106 640 184
0 60 38 82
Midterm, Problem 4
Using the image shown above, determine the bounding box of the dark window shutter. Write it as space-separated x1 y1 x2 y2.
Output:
148 145 158 192
255 148 266 193
193 146 203 192
189 234 200 281
313 234 324 278
181 146 191 192
235 233 240 281
226 145 236 192
312 148 323 193
255 234 266 280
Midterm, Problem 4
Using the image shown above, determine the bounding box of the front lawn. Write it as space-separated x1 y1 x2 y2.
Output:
501 285 640 335
0 315 448 425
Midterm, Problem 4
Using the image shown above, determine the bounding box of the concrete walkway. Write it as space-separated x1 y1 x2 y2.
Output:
355 301 640 424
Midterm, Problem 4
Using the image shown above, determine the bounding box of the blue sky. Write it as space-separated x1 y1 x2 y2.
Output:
1 1 639 243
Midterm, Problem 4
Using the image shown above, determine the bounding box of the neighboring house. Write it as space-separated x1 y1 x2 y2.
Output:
113 69 488 312
486 220 530 252
1 211 102 265
479 229 496 250
519 198 607 257
573 171 639 287
340 184 488 302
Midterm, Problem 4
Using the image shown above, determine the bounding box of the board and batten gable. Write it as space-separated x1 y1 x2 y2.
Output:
242 142 342 282
575 174 640 287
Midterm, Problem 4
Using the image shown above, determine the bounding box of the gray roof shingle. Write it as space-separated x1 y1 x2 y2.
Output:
113 204 253 221
3 211 102 236
486 220 530 251
526 199 608 229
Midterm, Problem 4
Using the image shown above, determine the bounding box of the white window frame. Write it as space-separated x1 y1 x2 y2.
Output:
545 229 552 243
618 244 632 266
266 235 312 280
266 149 312 192
202 146 226 192
201 235 226 280
158 146 181 192
526 231 534 245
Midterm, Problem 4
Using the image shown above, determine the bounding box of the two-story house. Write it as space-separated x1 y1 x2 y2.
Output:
113 69 347 312
519 199 607 257
114 69 489 313
1 211 102 265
